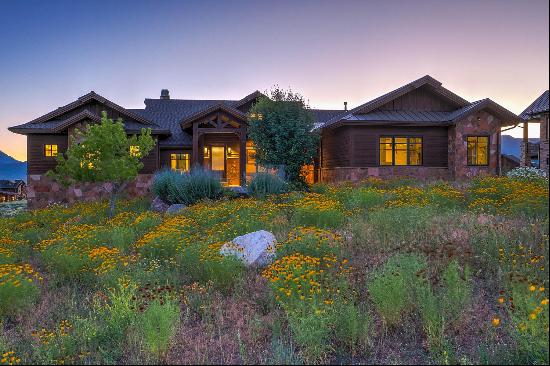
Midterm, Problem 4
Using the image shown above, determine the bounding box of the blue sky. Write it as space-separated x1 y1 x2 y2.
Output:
0 0 548 161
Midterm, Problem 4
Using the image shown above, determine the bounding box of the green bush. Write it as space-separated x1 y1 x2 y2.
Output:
248 172 288 198
152 168 223 205
333 302 370 355
440 260 472 323
0 267 40 317
368 253 427 325
288 310 333 363
138 299 181 357
293 207 346 229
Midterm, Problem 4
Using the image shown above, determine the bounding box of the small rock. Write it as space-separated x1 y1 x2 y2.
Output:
220 230 276 267
228 186 248 196
151 196 170 213
166 203 187 215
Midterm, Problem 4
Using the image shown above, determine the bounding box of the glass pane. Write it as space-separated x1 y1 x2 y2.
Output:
408 139 422 165
394 138 407 166
467 139 476 165
477 137 488 165
379 138 393 165
211 146 225 171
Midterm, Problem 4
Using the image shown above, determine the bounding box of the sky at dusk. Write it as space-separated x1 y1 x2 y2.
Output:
0 0 548 162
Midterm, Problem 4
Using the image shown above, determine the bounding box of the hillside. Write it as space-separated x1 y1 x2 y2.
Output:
501 135 539 157
0 150 27 181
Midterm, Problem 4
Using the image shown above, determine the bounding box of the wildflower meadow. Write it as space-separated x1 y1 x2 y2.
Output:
0 176 548 364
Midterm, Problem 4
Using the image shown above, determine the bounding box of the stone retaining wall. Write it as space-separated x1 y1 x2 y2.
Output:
26 174 154 209
320 166 450 183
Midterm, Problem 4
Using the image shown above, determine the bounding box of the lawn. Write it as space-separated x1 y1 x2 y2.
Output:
0 177 548 365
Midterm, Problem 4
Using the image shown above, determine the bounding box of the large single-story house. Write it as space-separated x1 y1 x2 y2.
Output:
9 75 521 208
519 90 549 172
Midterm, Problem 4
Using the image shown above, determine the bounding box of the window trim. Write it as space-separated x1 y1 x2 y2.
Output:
466 135 490 166
44 144 58 157
378 136 423 166
170 153 190 172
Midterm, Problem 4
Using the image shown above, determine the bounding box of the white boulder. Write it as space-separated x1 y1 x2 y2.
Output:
220 230 276 267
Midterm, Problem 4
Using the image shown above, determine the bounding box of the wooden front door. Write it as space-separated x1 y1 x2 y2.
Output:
211 146 225 181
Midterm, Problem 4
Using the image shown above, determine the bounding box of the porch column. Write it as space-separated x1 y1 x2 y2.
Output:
192 122 199 167
520 120 530 167
239 130 246 186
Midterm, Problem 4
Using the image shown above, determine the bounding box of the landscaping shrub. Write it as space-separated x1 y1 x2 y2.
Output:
440 260 472 323
0 263 41 317
138 299 181 358
367 253 427 325
152 167 223 205
248 172 288 198
506 166 548 180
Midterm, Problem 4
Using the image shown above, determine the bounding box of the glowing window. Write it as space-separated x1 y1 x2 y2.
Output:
130 145 141 157
467 136 489 165
170 153 190 172
45 144 58 157
379 137 422 166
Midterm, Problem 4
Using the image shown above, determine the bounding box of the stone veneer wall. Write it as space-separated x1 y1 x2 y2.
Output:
320 166 451 183
448 111 500 180
539 114 549 173
26 174 154 209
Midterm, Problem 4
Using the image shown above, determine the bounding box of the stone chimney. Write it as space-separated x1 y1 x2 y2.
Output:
160 89 170 100
344 101 348 111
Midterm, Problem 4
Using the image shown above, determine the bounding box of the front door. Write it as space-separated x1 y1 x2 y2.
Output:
211 146 225 181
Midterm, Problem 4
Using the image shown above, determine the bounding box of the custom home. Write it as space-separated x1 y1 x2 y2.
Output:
9 75 521 208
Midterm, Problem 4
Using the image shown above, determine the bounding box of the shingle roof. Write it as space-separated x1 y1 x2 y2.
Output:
520 90 549 119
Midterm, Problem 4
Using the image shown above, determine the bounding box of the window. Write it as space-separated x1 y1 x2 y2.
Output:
170 153 190 172
379 137 422 166
130 145 141 157
467 136 489 165
44 144 58 157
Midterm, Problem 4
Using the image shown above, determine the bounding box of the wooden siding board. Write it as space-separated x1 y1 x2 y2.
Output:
323 125 448 168
28 134 68 174
377 86 457 112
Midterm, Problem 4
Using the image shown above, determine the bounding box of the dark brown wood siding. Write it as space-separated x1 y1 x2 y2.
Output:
322 125 448 168
139 139 159 174
377 86 457 112
28 134 159 175
27 134 68 174
321 127 353 168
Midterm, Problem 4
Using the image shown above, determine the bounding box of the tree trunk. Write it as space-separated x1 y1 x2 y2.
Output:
108 181 128 217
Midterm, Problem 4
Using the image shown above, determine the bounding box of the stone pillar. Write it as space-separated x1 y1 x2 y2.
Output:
540 115 549 173
520 120 530 167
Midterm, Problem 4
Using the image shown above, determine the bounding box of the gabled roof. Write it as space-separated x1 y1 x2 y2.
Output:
321 75 519 129
29 91 154 126
180 103 248 129
520 90 549 119
8 91 169 135
322 75 470 128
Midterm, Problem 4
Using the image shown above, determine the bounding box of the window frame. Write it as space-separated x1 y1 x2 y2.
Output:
170 153 190 172
466 135 490 166
378 136 423 166
44 144 58 157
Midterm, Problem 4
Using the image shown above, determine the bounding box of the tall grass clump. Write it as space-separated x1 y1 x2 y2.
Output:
138 299 181 359
367 253 427 326
152 168 223 205
248 172 288 198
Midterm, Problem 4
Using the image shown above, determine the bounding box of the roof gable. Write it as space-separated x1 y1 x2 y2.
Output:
29 91 154 126
322 75 470 128
180 103 248 129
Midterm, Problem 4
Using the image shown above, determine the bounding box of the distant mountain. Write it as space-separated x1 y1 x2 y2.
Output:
501 135 539 158
0 151 27 181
